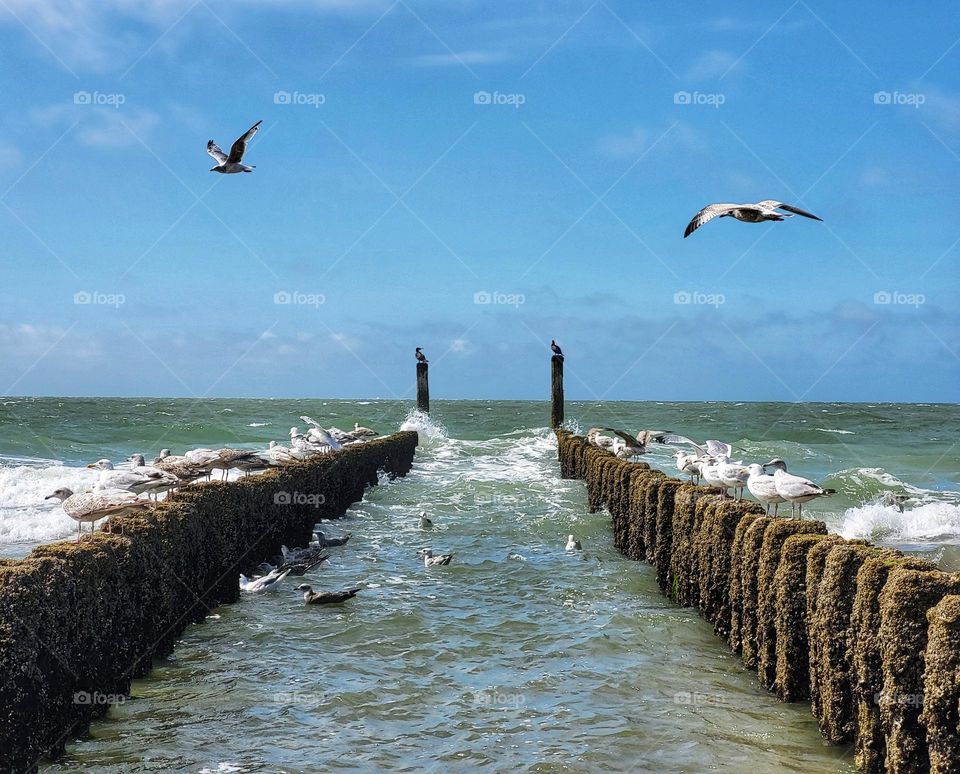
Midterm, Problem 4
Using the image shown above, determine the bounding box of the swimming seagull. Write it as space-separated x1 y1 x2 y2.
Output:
420 548 453 567
550 340 564 358
313 530 351 548
296 584 361 605
565 534 582 551
45 487 152 541
683 200 823 238
418 511 433 529
207 120 262 174
771 463 835 519
240 568 290 593
415 347 428 364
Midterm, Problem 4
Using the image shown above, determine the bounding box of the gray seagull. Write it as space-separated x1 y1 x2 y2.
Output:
684 200 822 238
207 120 262 174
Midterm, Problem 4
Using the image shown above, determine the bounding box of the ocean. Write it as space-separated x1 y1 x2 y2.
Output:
1 398 957 771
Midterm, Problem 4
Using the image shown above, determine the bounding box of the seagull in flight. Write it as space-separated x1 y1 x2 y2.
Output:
207 120 262 174
684 200 822 238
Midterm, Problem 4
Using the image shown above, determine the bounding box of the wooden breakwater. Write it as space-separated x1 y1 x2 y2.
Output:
556 430 960 774
0 431 418 773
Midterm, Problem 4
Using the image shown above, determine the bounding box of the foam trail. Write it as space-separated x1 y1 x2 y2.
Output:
0 463 99 544
840 500 960 542
399 409 447 445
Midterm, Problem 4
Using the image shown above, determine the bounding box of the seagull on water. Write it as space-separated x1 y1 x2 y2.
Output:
207 120 262 174
418 511 433 529
684 200 822 238
565 534 582 551
313 530 351 548
420 548 453 567
415 347 428 364
296 584 362 605
45 487 152 540
240 567 290 593
769 461 835 519
745 463 786 515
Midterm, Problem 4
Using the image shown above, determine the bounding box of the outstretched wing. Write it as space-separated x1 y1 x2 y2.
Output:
684 203 738 238
206 141 227 165
657 434 706 455
705 439 732 458
756 200 823 221
227 120 262 164
602 428 638 446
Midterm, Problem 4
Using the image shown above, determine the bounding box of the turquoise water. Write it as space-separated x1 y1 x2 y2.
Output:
0 398 956 770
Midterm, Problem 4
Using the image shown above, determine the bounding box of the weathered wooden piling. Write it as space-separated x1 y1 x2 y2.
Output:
922 595 960 773
0 432 419 772
416 362 430 413
550 354 564 428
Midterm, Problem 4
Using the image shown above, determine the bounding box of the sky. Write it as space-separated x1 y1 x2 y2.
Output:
0 1 958 402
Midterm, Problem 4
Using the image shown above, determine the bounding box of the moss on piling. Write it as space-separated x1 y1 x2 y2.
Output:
728 513 761 655
810 542 883 744
755 519 827 690
879 568 960 773
670 487 716 606
0 431 418 772
737 516 775 670
632 470 664 562
922 595 960 774
773 533 843 702
653 480 684 594
850 552 933 773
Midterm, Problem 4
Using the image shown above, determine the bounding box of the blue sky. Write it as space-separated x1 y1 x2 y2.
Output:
0 1 958 401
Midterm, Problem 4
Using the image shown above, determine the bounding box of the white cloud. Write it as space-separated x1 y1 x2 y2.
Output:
683 49 740 81
408 49 510 67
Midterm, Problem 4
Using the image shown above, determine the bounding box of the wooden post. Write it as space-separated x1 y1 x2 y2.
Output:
416 362 429 413
550 355 564 428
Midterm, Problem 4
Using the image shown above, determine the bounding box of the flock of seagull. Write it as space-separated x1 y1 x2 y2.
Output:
584 427 836 518
43 415 379 541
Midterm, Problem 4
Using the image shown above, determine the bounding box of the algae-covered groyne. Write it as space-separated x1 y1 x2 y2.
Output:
556 430 960 774
0 432 418 773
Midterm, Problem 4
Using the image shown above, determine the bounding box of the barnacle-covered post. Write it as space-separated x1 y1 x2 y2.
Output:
550 354 564 428
416 362 429 413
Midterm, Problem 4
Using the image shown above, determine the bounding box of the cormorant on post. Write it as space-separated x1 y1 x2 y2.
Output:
550 340 563 358
415 347 428 364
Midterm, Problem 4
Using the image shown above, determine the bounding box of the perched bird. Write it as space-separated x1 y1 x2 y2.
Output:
240 568 290 593
583 427 616 451
45 487 152 540
717 458 750 500
420 548 453 567
675 451 701 483
745 463 786 515
658 435 733 459
352 422 378 438
601 428 672 457
153 450 209 482
300 417 344 451
415 347 428 364
684 200 822 238
772 465 836 519
418 511 433 529
550 340 564 358
313 531 351 548
565 534 582 551
700 457 726 495
87 458 178 497
296 584 361 605
207 120 262 174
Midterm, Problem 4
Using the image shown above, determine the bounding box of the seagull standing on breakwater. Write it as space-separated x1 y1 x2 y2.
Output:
45 487 152 540
745 463 786 515
415 347 428 364
207 120 262 174
683 200 822 238
768 460 835 519
87 459 179 498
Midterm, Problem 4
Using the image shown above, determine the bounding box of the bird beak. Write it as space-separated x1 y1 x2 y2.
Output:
44 494 56 500
86 463 96 468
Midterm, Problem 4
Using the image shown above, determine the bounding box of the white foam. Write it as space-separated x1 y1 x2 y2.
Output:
840 500 960 542
816 428 855 435
0 462 99 544
399 409 447 444
248 422 270 427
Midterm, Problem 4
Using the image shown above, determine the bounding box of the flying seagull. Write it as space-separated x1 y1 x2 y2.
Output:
683 200 822 238
207 120 262 174
415 347 428 364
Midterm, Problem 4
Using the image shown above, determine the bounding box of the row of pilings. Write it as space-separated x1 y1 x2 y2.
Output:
557 430 960 774
0 432 419 774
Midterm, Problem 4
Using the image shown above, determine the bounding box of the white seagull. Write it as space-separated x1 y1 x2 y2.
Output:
675 451 701 483
87 459 178 497
240 567 290 593
772 464 836 519
684 200 822 238
565 534 582 551
420 548 454 567
717 458 750 500
745 463 786 515
45 487 152 540
207 120 262 174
